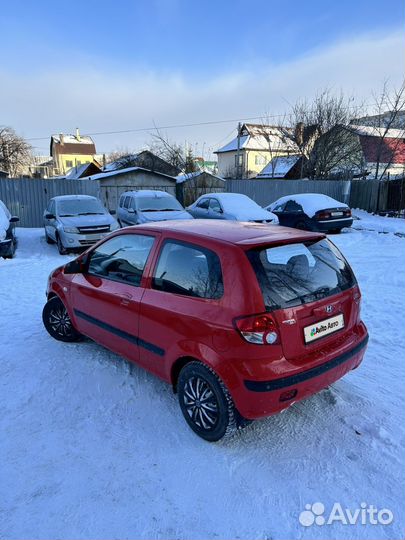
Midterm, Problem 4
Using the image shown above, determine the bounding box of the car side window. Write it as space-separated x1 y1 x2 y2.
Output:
152 241 224 299
119 195 125 208
196 198 209 210
123 196 131 209
88 234 155 286
284 200 303 213
272 202 286 212
48 200 55 214
209 198 222 213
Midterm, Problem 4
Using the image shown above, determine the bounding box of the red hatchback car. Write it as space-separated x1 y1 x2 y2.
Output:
42 220 368 441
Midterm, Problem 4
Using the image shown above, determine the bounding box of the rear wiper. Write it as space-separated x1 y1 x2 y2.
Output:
299 286 332 302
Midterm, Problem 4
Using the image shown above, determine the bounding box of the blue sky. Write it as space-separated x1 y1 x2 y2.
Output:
0 0 404 156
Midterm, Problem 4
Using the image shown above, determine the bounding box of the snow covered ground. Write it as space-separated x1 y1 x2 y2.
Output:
1 215 404 540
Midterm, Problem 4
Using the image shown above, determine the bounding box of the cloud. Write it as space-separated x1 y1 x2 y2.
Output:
0 29 403 157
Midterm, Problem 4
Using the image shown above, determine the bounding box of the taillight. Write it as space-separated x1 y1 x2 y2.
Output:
234 313 279 345
344 209 352 217
316 211 331 220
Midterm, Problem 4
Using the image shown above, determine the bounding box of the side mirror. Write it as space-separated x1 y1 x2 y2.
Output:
45 213 55 220
127 208 136 214
10 216 19 223
64 253 89 275
110 209 116 215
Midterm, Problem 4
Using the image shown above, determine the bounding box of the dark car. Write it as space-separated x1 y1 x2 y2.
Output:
266 193 353 233
42 220 368 441
0 200 19 259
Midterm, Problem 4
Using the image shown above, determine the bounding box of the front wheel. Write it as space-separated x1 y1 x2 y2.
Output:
42 296 82 342
177 362 239 442
56 234 67 255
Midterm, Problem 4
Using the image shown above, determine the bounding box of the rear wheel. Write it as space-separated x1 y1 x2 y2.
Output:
295 220 309 231
177 361 239 442
42 296 82 342
56 234 67 255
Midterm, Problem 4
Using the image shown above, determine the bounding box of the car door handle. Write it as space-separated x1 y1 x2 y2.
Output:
120 293 133 306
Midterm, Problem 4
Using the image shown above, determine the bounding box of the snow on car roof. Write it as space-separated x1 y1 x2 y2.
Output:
121 190 174 198
267 193 348 217
193 193 276 221
51 195 97 201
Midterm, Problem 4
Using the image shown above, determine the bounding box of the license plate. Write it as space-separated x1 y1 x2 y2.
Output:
331 211 343 217
304 314 345 343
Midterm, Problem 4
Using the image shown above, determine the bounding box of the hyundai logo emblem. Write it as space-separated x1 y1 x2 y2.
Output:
326 305 334 314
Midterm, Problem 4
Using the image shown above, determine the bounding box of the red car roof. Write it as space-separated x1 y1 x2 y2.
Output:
127 220 325 246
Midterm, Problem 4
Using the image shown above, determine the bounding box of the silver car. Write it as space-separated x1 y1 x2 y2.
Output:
117 190 193 226
44 195 120 254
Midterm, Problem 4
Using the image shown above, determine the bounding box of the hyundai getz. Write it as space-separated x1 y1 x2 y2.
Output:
42 220 368 441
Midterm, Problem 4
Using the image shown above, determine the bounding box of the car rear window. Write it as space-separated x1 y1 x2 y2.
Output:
247 238 356 310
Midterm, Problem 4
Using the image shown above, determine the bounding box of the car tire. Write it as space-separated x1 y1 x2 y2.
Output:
56 234 67 255
45 229 55 244
177 361 239 442
42 296 82 342
4 239 16 259
295 220 310 231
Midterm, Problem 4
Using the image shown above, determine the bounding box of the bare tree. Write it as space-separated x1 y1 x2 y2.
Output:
286 90 364 179
366 80 405 180
105 148 136 168
0 126 32 177
149 131 197 173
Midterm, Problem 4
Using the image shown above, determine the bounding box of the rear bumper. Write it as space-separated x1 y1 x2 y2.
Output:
315 217 353 231
231 329 368 419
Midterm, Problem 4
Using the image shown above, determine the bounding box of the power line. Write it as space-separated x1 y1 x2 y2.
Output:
25 113 287 142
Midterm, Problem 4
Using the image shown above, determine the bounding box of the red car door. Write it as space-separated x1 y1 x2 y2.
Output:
70 232 158 364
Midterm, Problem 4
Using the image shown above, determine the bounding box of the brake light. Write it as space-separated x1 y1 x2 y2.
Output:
234 313 279 345
316 211 331 220
344 209 352 217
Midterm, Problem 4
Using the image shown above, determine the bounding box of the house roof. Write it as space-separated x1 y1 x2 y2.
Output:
65 162 102 179
176 171 225 184
256 155 302 178
80 166 177 182
50 133 96 156
348 125 404 139
215 124 298 154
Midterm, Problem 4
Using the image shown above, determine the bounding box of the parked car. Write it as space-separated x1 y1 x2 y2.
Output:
43 195 119 254
187 193 277 223
117 190 193 227
0 199 19 259
42 220 368 441
266 194 353 233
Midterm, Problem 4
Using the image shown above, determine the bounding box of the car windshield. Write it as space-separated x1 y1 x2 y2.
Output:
57 199 106 217
137 196 183 212
247 238 356 310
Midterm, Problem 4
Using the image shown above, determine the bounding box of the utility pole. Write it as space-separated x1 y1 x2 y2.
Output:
236 122 241 179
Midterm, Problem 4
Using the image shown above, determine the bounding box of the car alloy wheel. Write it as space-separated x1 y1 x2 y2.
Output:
42 296 82 342
183 376 219 430
177 361 240 441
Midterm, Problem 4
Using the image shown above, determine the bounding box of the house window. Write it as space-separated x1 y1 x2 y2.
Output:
255 155 267 166
235 154 243 166
76 160 82 166
66 160 73 168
